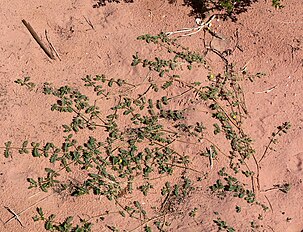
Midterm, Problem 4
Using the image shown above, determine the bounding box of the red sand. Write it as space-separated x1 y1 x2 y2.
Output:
0 0 302 231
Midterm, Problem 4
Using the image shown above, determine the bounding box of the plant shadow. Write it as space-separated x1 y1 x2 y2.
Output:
180 0 258 20
93 0 257 20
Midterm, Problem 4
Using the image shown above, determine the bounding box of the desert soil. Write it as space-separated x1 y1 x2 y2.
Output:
0 0 302 231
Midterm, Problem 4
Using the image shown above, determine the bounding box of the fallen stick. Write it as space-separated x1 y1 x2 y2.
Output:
4 206 24 227
22 19 55 60
254 85 277 94
3 193 54 228
209 146 214 170
83 16 95 30
45 30 61 61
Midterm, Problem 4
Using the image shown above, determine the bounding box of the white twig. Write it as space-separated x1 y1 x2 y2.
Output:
254 85 277 94
45 30 62 61
3 193 54 228
165 15 216 37
4 207 24 227
254 75 293 94
209 147 214 170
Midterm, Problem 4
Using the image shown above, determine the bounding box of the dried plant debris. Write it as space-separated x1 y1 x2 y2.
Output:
93 0 134 8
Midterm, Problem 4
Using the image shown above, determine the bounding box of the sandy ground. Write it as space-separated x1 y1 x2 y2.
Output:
0 0 302 231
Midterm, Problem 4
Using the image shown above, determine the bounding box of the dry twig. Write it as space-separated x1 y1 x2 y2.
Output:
165 15 217 37
4 206 24 227
22 19 55 60
3 193 54 228
45 30 62 61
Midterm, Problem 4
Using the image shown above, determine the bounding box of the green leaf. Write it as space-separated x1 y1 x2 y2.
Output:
119 211 126 217
134 201 142 209
50 154 58 163
32 147 40 157
27 178 37 186
235 206 241 213
162 81 172 89
41 183 49 192
45 168 55 173
123 109 133 115
32 215 39 222
45 221 53 230
108 79 114 87
131 52 141 66
65 216 73 224
37 207 44 218
4 141 12 158
48 214 56 221
161 96 168 105
22 140 29 147
156 100 162 110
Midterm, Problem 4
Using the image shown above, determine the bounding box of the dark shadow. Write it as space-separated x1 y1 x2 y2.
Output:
178 0 258 20
93 0 257 21
93 0 134 8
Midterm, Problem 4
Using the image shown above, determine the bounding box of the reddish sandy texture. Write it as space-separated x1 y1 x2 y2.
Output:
0 0 302 231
